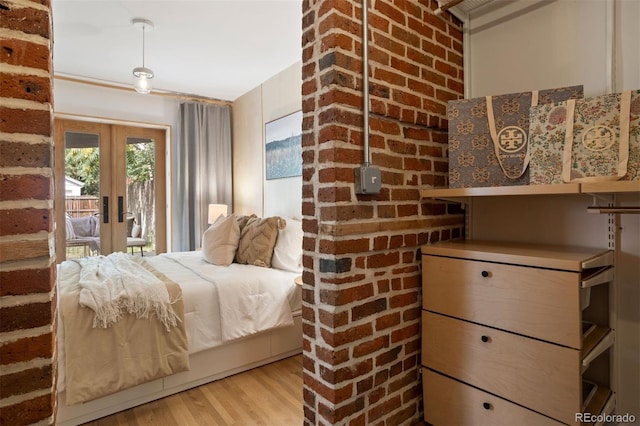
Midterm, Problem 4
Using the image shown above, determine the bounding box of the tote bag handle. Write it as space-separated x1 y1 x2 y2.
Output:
486 91 538 180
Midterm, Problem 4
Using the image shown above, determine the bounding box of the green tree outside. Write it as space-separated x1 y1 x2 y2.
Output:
65 143 155 196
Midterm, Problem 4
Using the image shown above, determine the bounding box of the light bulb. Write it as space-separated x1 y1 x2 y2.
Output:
132 66 154 94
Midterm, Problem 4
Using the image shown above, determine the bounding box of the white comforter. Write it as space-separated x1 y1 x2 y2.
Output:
57 251 301 393
147 251 301 350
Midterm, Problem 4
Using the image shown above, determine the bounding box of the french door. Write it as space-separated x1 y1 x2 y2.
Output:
54 118 166 261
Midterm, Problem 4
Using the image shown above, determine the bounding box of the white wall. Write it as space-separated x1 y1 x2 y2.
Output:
232 61 302 219
465 0 639 418
54 79 179 126
232 86 264 216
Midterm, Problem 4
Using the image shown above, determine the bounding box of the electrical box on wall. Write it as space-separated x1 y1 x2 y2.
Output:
354 165 381 194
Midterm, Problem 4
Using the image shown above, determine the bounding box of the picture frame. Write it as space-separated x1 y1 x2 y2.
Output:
265 110 302 180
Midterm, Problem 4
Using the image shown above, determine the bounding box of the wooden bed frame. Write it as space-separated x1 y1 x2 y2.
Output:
57 313 302 425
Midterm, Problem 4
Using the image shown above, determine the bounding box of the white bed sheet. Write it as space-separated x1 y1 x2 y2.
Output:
57 251 302 393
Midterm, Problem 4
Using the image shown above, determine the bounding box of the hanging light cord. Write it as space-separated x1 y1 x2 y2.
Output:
141 25 146 68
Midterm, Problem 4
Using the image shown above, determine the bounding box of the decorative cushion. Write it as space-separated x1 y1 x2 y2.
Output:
235 214 257 234
65 215 76 240
201 214 241 266
131 224 142 238
70 215 95 237
92 215 100 236
235 216 283 268
272 218 303 272
126 216 135 237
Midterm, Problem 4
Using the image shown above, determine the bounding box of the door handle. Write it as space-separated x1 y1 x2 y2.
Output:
118 196 124 223
102 196 109 223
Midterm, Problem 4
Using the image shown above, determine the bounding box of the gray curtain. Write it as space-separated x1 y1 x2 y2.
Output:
172 102 232 251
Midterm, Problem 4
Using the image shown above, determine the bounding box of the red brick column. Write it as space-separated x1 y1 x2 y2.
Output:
0 1 57 424
301 0 463 424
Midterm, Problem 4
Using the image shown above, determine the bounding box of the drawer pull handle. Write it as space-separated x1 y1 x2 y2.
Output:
481 335 489 343
483 402 492 410
481 270 489 278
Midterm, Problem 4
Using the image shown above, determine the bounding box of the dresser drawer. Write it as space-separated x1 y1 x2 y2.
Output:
422 368 564 426
423 255 581 348
422 311 581 424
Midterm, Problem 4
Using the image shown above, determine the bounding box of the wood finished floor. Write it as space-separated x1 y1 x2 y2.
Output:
83 355 303 426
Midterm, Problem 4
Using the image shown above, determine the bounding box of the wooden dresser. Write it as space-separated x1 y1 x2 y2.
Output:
421 240 615 425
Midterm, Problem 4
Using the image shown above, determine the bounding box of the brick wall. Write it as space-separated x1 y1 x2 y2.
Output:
301 0 463 424
0 0 57 424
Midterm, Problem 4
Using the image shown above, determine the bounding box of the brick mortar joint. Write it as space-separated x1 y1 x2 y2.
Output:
0 256 53 272
0 97 52 111
0 386 53 410
368 112 451 134
0 132 51 144
0 290 53 308
0 28 49 45
0 167 54 176
2 0 50 12
0 356 53 376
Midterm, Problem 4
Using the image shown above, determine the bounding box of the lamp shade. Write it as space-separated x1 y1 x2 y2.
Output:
208 204 228 224
133 66 154 94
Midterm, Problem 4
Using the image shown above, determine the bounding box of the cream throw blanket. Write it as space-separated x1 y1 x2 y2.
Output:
75 252 179 331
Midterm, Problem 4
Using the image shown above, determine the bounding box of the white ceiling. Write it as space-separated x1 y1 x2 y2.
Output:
52 0 303 101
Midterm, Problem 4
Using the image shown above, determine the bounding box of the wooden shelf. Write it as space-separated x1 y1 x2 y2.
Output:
422 240 612 272
582 326 613 366
420 184 580 199
583 387 614 425
581 180 640 194
421 181 639 200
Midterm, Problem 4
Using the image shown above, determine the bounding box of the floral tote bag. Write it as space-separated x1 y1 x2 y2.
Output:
529 90 640 184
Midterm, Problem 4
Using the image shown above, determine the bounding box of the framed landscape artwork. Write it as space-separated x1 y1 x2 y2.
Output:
265 110 302 180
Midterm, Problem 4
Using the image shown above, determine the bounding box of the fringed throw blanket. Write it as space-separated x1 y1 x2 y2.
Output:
74 252 180 330
59 254 189 404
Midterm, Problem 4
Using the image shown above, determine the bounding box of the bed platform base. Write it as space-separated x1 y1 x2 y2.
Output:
57 314 302 426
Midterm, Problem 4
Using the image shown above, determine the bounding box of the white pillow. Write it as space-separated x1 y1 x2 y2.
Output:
271 218 303 272
201 214 240 266
131 224 142 238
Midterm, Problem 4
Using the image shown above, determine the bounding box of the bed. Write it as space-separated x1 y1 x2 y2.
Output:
56 215 303 426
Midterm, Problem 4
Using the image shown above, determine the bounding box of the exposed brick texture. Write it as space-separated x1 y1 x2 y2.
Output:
301 0 463 424
0 264 55 297
0 140 52 168
0 365 52 399
0 38 51 72
0 333 54 366
0 1 56 424
0 73 52 103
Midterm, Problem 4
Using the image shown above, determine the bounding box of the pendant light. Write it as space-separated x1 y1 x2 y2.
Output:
132 18 154 94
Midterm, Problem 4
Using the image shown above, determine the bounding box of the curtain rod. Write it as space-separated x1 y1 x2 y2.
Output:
54 74 232 106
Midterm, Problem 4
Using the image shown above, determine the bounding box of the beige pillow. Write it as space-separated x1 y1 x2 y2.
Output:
235 216 283 268
201 214 240 266
235 214 257 234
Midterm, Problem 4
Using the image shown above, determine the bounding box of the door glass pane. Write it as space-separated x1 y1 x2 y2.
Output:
125 136 155 256
64 131 101 258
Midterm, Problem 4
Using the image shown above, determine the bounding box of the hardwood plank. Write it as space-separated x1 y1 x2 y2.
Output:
81 355 303 426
